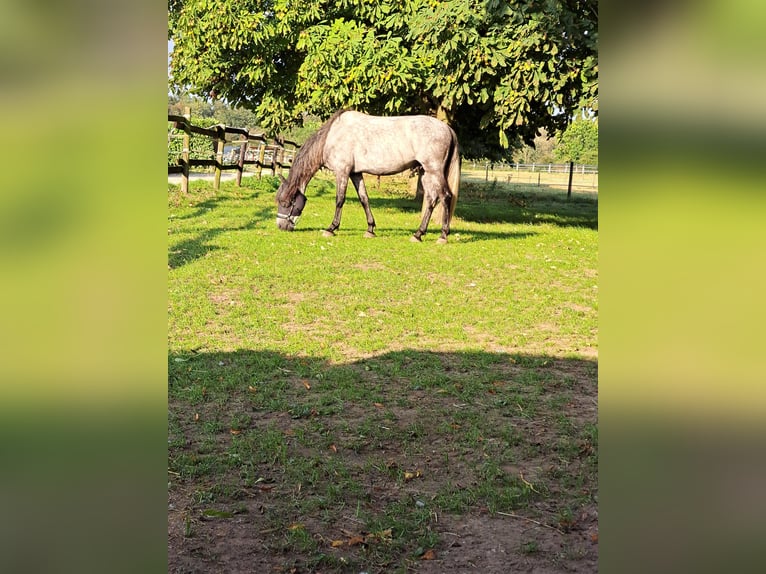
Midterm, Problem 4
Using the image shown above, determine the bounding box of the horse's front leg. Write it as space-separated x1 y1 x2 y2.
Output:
350 172 376 237
323 173 349 237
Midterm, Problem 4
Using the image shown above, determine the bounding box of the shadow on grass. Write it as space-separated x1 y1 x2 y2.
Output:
285 226 537 242
365 181 598 230
168 348 597 396
168 347 598 574
168 177 280 269
168 213 269 269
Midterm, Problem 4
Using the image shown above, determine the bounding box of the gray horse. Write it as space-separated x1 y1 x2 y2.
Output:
276 110 460 243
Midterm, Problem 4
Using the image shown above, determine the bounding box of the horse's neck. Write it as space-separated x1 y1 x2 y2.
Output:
293 164 320 194
288 173 309 195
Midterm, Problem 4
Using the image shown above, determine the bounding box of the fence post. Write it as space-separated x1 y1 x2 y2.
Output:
257 143 266 179
567 161 574 199
276 144 284 177
270 144 277 177
213 125 225 191
180 106 190 194
236 138 248 187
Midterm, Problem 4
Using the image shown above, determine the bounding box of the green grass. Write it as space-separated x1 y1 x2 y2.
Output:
168 172 598 572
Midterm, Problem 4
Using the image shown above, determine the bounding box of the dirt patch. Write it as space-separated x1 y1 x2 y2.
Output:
419 512 597 574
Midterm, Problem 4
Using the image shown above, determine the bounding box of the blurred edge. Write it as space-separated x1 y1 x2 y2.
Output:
2 0 765 572
0 1 167 573
601 1 766 573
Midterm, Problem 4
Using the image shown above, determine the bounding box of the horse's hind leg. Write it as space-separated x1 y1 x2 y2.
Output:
437 188 453 244
324 172 349 237
412 172 450 243
412 190 438 242
350 172 376 237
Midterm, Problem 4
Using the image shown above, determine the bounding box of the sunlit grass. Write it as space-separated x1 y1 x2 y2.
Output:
168 173 598 572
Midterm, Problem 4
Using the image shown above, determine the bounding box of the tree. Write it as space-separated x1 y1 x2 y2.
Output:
168 0 597 158
512 128 557 164
554 117 598 164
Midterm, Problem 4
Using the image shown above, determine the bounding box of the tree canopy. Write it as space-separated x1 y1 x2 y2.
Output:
554 117 598 164
168 0 597 159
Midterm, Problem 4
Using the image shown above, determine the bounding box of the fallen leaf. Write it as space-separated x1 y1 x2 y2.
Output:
194 413 200 421
302 380 311 390
421 549 436 560
404 469 423 481
347 535 364 546
329 444 337 453
230 429 241 435
257 485 274 492
590 531 599 543
247 385 257 393
288 523 304 531
364 528 393 543
330 540 344 548
374 402 384 408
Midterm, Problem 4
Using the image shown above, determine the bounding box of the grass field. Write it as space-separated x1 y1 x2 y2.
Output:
168 172 598 573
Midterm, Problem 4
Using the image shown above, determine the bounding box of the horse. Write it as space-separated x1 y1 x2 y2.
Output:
276 109 460 243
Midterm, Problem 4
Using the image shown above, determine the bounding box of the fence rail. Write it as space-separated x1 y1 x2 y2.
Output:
468 161 598 175
168 108 300 193
464 160 598 195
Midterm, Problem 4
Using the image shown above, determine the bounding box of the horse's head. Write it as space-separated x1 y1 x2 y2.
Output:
275 174 307 231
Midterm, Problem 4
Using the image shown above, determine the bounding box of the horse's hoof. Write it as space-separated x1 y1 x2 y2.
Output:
364 231 376 238
410 235 422 243
322 230 335 237
437 237 448 245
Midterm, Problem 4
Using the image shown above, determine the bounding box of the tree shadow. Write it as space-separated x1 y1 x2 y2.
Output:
284 224 537 242
168 348 597 393
365 181 598 230
168 210 269 269
168 348 598 572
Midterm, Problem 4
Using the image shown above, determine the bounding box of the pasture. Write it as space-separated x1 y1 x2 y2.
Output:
168 172 598 573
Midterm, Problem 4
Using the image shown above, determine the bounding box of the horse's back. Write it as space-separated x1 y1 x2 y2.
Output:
323 111 453 176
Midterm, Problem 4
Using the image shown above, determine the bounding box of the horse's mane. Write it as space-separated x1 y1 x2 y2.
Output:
288 109 347 189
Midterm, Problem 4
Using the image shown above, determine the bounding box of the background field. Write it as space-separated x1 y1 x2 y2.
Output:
168 173 598 573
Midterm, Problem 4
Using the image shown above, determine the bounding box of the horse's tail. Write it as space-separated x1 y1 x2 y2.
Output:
446 127 461 220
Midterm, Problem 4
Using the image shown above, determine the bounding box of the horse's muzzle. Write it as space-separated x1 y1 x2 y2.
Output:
276 215 298 231
275 192 307 231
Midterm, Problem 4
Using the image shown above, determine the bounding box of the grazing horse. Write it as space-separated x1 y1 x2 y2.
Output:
276 109 460 243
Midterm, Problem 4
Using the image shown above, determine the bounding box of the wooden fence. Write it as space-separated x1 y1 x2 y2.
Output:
168 107 300 193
